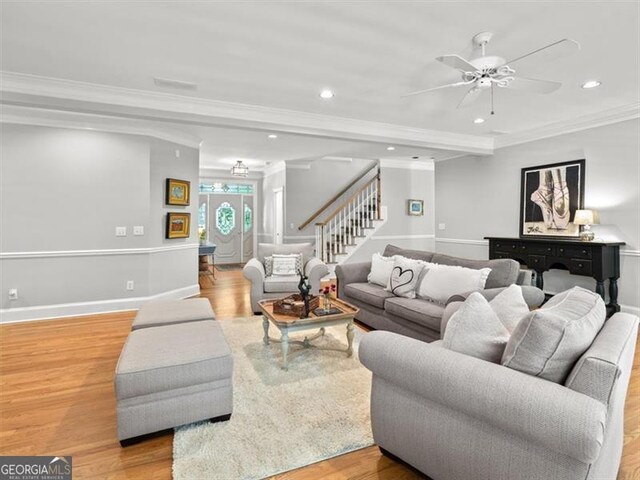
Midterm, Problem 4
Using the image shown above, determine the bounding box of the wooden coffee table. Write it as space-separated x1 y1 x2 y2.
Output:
258 297 359 370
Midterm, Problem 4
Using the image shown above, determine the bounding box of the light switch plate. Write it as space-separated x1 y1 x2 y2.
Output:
116 226 127 237
133 226 144 236
438 223 446 231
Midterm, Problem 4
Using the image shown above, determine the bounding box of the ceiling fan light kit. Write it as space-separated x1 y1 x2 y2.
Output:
403 32 580 114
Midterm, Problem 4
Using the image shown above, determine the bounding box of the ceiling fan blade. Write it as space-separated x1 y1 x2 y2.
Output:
401 80 475 97
456 86 483 109
436 54 477 72
506 76 562 94
505 38 580 66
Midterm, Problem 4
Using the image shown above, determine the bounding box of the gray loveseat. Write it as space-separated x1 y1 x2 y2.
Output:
335 244 544 342
360 309 638 480
243 242 329 313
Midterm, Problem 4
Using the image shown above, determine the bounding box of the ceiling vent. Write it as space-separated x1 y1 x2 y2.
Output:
153 77 198 91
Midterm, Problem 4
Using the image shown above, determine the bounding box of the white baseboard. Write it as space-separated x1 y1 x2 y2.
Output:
620 304 640 316
0 284 201 324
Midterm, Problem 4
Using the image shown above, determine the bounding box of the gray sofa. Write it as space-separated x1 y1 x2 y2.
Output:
335 244 544 342
360 310 639 480
243 242 329 313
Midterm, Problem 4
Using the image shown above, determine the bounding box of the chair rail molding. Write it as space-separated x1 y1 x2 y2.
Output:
0 71 493 154
0 243 199 259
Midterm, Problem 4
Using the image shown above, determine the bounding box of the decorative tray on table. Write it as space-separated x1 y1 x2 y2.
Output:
273 294 320 317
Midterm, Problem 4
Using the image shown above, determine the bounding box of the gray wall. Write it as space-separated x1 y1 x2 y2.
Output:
435 119 640 312
261 165 286 242
285 159 376 239
0 124 200 318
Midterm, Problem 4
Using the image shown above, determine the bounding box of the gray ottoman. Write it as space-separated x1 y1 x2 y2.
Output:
131 298 215 330
115 320 233 445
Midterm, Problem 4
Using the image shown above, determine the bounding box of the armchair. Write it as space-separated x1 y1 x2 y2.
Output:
359 312 638 480
243 242 329 313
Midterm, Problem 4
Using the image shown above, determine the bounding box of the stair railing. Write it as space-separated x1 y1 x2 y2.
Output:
314 168 381 264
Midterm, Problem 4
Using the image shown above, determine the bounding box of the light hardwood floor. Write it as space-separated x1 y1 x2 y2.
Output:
1 270 638 480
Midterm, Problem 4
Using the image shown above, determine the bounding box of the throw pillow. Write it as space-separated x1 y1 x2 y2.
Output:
264 256 273 276
272 253 302 276
489 284 530 333
416 264 491 305
502 286 606 384
367 253 396 288
442 292 510 363
385 257 425 298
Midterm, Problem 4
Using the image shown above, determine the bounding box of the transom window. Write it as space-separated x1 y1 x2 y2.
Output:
200 183 253 194
216 202 235 235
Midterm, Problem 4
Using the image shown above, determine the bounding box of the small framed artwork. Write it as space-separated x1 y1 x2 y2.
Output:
166 178 190 206
166 212 191 239
520 159 585 238
407 199 424 216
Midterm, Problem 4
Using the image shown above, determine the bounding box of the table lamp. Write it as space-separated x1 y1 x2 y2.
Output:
574 209 597 241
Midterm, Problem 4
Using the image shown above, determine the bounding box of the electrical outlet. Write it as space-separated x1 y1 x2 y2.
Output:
438 223 446 231
8 289 18 300
133 226 144 236
290 223 295 230
126 281 134 291
116 226 127 237
175 149 181 158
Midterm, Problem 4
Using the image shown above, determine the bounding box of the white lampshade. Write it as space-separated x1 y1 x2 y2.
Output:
574 209 594 225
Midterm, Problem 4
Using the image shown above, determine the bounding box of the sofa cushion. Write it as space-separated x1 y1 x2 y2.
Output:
416 263 491 304
344 282 395 309
368 253 396 287
386 257 425 298
385 297 444 331
258 242 314 264
442 292 510 363
264 275 299 293
383 244 435 263
502 286 606 384
431 253 519 289
132 298 215 330
115 320 233 400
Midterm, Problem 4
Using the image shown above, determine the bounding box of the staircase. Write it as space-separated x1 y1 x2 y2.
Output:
298 163 386 274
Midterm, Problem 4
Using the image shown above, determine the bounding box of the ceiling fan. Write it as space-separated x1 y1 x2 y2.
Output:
403 32 580 113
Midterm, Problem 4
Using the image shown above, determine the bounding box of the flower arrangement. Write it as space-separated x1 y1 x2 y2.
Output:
319 284 337 312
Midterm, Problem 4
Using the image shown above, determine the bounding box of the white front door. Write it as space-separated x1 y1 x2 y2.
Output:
274 188 284 245
209 194 242 264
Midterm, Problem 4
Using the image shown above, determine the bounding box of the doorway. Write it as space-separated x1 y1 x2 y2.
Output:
200 181 257 265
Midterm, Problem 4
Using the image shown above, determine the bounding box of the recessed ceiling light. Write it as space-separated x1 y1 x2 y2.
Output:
268 134 278 139
473 118 485 124
386 146 395 151
581 80 601 89
319 89 334 99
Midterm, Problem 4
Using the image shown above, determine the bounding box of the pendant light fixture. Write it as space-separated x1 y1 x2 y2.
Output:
230 160 249 177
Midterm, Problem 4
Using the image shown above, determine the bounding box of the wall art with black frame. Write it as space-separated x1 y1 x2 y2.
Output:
520 159 585 238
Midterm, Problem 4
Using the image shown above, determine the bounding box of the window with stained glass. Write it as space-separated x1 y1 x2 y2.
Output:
215 202 235 235
200 183 254 194
244 204 252 232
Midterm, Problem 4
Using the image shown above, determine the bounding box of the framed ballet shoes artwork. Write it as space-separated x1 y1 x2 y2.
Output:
520 159 585 238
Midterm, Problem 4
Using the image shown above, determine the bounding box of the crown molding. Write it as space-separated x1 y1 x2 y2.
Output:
0 71 493 154
380 158 435 171
263 161 286 178
0 104 202 148
494 102 640 149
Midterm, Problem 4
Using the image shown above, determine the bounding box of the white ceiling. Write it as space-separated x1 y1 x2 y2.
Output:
1 1 638 165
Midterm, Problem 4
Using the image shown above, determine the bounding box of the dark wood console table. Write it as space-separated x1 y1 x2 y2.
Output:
485 237 625 314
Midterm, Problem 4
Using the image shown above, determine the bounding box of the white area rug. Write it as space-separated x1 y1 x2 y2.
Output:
172 316 373 480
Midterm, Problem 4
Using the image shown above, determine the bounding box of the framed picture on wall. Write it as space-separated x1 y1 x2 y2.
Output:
520 159 585 238
407 199 424 216
166 178 190 206
166 212 191 239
